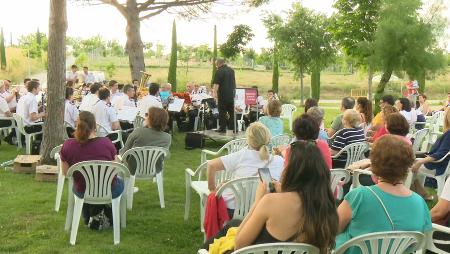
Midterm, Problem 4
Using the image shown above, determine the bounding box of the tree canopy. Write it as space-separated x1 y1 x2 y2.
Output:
219 25 254 60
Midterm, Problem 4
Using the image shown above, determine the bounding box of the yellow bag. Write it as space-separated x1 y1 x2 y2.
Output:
208 227 238 254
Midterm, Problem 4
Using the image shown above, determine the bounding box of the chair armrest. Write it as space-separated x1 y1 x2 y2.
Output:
331 149 345 159
424 223 450 254
432 151 450 163
185 168 196 178
29 122 44 127
201 149 220 157
352 169 373 188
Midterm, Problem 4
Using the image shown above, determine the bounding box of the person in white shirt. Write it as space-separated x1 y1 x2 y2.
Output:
109 80 122 103
0 93 14 145
396 98 417 125
64 87 79 138
138 83 163 118
431 177 450 222
82 66 95 84
0 79 18 112
92 87 121 138
16 80 46 138
79 83 101 112
66 65 79 83
114 84 137 131
207 122 284 214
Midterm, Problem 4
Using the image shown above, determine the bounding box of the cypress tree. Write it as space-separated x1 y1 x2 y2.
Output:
0 28 6 70
211 25 217 85
272 43 279 93
167 20 177 91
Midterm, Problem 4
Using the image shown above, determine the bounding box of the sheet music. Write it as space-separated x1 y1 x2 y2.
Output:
117 106 140 122
168 98 185 112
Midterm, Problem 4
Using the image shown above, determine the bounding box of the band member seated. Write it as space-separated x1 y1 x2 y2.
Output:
65 87 79 138
138 83 162 118
79 83 101 112
82 66 95 84
0 79 18 112
16 80 47 140
159 83 173 107
113 84 137 131
173 83 196 132
109 80 122 103
92 87 122 148
0 81 14 145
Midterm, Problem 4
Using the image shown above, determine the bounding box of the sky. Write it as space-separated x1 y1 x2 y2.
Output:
0 0 448 52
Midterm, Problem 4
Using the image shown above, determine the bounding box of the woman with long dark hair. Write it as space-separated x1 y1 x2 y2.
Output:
234 140 338 254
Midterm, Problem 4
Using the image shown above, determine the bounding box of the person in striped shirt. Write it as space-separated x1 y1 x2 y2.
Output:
331 109 366 168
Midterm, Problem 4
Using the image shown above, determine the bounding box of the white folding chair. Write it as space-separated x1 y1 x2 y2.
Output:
270 134 291 151
198 243 320 254
51 144 64 212
334 231 424 254
200 138 247 164
96 123 124 147
418 151 450 196
412 128 430 155
121 146 169 209
424 223 450 254
330 169 351 200
281 104 297 131
184 162 233 232
352 169 414 189
133 115 145 128
0 116 17 142
13 113 43 154
331 142 369 169
64 161 130 245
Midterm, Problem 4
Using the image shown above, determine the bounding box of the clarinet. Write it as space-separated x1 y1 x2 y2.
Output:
134 97 138 107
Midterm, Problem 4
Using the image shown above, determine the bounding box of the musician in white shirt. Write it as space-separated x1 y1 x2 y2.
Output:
64 87 79 138
79 83 101 112
138 83 162 117
16 80 46 137
109 80 122 103
82 66 95 84
66 64 79 83
0 79 18 112
92 87 121 138
114 84 137 131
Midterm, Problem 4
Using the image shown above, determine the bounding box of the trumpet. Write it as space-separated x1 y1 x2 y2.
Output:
137 71 152 97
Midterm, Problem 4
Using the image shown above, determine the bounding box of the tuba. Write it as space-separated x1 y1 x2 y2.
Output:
137 71 151 98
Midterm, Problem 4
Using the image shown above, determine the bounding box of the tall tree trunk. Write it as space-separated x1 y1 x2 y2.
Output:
310 67 321 101
368 65 374 101
374 68 393 113
300 66 304 105
41 0 67 164
271 43 279 93
211 25 217 86
125 6 145 81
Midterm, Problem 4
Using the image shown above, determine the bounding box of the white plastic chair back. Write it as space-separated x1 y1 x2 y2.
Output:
66 161 130 203
424 223 450 254
435 111 446 128
12 113 26 135
270 134 291 149
330 169 351 192
339 142 369 169
333 231 424 254
412 128 429 153
134 115 145 128
281 104 297 118
231 243 320 254
50 144 63 160
225 138 248 154
216 176 259 220
96 123 109 138
121 146 169 178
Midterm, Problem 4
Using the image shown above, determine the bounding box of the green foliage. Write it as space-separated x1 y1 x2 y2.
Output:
104 62 117 78
67 35 124 58
311 68 321 100
256 48 273 70
75 52 88 67
143 42 154 57
155 43 165 59
272 44 279 92
219 25 254 60
168 20 177 91
17 32 48 59
211 25 217 85
0 28 6 70
193 44 212 62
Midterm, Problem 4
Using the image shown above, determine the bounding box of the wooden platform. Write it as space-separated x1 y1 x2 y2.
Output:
197 129 246 142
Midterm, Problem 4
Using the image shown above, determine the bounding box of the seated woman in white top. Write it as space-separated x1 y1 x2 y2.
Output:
207 122 284 217
396 98 417 125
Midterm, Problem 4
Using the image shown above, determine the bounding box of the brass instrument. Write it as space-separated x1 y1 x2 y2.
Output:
137 71 151 98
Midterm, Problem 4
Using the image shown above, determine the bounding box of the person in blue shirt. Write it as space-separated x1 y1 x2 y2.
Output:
336 135 432 254
258 100 284 137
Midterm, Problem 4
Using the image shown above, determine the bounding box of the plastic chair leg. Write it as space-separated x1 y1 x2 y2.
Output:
111 197 121 245
55 173 65 212
200 195 206 233
15 128 22 150
65 191 75 231
184 180 191 221
70 196 84 245
437 176 446 196
25 135 31 154
127 175 135 210
156 172 165 208
120 186 127 229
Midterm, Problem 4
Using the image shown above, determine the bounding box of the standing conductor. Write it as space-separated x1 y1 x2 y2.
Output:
213 59 236 133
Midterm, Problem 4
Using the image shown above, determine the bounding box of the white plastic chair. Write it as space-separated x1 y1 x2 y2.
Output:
281 104 297 131
418 151 450 196
330 169 351 200
184 162 233 232
352 169 414 189
231 243 320 254
331 142 369 169
13 113 43 154
64 161 130 245
96 123 124 147
121 146 169 209
333 231 424 254
200 138 247 164
216 176 260 220
412 128 430 154
270 134 291 150
133 115 145 128
424 223 450 254
0 116 17 142
51 144 64 212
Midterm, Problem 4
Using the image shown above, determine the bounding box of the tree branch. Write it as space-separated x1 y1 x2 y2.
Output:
98 0 129 18
137 0 156 12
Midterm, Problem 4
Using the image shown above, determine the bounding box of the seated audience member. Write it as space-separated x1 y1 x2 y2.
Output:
441 92 450 111
371 94 395 130
396 97 417 125
258 100 283 137
418 94 431 116
120 107 171 174
92 87 121 139
375 113 411 144
207 122 284 216
370 105 398 142
306 106 328 141
232 141 338 253
327 97 355 137
283 114 332 169
60 111 123 227
64 87 79 138
138 83 162 118
330 109 365 168
79 83 101 112
159 83 173 106
355 97 373 134
16 80 47 138
431 177 450 223
336 135 432 253
411 109 450 198
0 79 17 112
109 80 122 103
304 98 318 113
